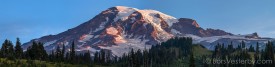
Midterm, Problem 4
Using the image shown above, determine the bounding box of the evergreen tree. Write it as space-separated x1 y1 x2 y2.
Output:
0 39 15 59
55 45 62 62
65 52 70 62
248 45 255 52
106 50 112 64
37 42 48 60
256 42 260 53
227 42 234 54
28 42 38 60
135 49 142 67
25 42 47 60
61 44 65 61
70 41 76 62
189 51 195 67
263 41 275 67
100 50 106 64
143 49 149 67
237 44 242 50
8 41 15 60
83 51 92 64
49 50 54 62
213 43 221 58
254 42 260 67
15 38 23 59
129 48 135 67
241 41 246 49
94 51 99 64
0 39 9 58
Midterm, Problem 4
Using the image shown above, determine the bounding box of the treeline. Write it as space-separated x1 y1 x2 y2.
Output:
114 37 194 67
1 38 24 60
1 37 275 67
0 38 93 66
0 37 195 67
203 41 275 67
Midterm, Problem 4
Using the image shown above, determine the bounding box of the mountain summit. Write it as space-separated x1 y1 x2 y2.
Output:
23 6 270 56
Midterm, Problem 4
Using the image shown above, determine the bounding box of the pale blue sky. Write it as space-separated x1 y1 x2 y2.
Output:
0 0 275 44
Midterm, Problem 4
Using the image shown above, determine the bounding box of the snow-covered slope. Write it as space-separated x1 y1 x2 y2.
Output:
22 6 272 56
185 33 274 50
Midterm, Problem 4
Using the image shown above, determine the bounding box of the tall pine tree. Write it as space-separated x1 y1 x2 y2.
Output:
61 44 65 61
0 39 15 59
254 42 261 67
70 41 76 62
189 50 195 67
55 45 62 62
264 41 275 67
15 38 23 59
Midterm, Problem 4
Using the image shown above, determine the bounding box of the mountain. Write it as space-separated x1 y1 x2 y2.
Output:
22 6 274 56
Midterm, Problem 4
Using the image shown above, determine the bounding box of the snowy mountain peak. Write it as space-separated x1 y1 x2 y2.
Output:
112 6 138 22
22 6 238 56
137 9 178 27
111 6 178 27
115 6 138 11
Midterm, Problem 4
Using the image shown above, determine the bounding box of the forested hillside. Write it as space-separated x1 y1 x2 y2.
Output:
0 37 275 67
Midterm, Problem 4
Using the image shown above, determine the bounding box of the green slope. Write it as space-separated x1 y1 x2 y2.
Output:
192 44 212 57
